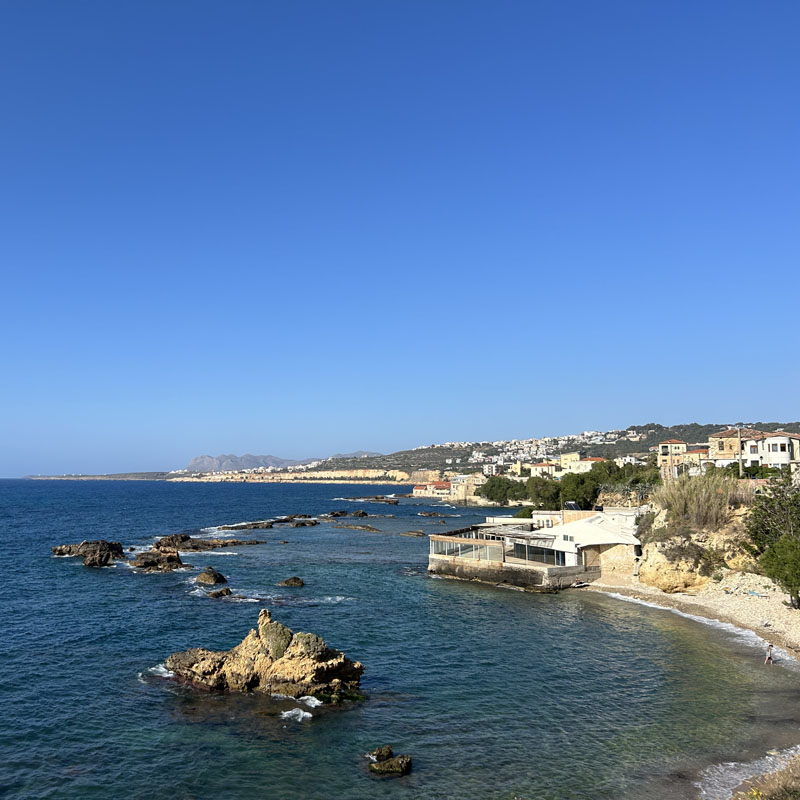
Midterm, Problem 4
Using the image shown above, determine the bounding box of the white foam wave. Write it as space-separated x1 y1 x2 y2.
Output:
147 663 175 678
188 588 207 597
281 708 312 722
188 551 239 556
271 693 291 700
697 743 800 800
603 592 799 669
299 695 323 708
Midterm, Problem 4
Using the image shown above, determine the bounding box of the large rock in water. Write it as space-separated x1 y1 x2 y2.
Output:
52 540 125 567
131 549 188 572
165 609 364 699
368 746 412 776
196 566 227 585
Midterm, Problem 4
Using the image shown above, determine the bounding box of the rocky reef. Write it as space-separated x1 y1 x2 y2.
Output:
368 746 412 776
52 540 125 567
154 534 264 551
131 549 188 572
165 609 363 699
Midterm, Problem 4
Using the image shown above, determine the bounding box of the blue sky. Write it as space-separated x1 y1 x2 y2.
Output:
2 1 799 475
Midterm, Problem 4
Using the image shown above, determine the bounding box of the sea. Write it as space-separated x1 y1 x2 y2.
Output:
2 478 800 800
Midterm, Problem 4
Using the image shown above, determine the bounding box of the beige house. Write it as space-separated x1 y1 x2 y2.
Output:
528 462 563 478
559 451 585 468
708 428 800 470
658 439 688 481
563 457 607 475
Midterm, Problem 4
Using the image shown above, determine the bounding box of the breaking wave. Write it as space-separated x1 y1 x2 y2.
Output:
281 708 312 722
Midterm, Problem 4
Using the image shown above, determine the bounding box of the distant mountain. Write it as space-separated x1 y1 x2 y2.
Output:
184 450 384 473
185 454 314 473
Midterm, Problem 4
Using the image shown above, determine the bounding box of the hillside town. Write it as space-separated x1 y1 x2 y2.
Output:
412 425 800 504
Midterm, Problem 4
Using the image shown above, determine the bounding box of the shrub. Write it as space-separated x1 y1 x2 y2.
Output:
653 472 753 531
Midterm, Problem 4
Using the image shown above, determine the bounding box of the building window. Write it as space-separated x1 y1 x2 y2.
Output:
719 442 725 450
771 444 779 452
750 446 758 454
781 443 787 452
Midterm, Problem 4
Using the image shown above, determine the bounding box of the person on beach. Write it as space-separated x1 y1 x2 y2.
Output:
765 644 774 665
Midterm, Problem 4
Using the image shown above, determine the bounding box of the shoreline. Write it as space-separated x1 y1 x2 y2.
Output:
587 574 800 799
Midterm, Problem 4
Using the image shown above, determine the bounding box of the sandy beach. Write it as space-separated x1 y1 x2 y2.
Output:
588 572 800 798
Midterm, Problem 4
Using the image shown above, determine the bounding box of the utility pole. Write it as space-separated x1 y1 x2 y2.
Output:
737 425 743 478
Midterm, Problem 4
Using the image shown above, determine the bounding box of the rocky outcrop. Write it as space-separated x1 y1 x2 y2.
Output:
638 540 709 593
131 549 188 572
208 587 232 598
219 521 274 531
325 510 348 518
350 510 368 518
154 534 264 551
419 511 445 517
334 523 380 532
52 540 125 567
399 530 425 537
196 567 226 585
165 609 364 699
277 576 304 587
368 746 412 776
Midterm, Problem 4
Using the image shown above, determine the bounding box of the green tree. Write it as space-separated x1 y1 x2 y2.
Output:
525 476 562 509
559 473 600 509
760 535 800 609
476 476 528 505
746 471 800 557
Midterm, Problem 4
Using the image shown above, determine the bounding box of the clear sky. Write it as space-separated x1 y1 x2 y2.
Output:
2 1 799 476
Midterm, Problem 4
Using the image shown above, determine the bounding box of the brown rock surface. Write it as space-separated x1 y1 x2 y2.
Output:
52 540 125 567
196 567 227 585
638 541 708 593
131 549 188 572
368 746 412 776
165 609 364 698
154 534 264 551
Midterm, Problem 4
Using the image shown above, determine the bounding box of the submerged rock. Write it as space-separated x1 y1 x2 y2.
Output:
334 523 380 532
154 534 264 552
208 587 233 598
350 510 368 518
131 549 188 572
326 510 348 518
368 746 412 776
218 521 274 531
399 530 426 537
52 540 125 567
165 609 364 698
277 576 304 587
196 567 227 585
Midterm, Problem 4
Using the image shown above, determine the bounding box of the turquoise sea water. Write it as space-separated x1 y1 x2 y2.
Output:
2 479 799 800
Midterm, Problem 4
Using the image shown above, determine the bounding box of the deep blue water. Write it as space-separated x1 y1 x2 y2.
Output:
2 479 800 800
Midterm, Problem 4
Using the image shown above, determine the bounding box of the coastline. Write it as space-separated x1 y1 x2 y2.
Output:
587 573 800 799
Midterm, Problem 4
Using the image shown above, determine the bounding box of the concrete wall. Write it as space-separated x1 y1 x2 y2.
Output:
428 554 600 590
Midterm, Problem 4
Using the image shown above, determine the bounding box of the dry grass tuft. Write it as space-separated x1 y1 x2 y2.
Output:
653 472 755 531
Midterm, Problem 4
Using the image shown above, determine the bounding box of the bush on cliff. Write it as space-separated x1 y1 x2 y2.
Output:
653 472 753 531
